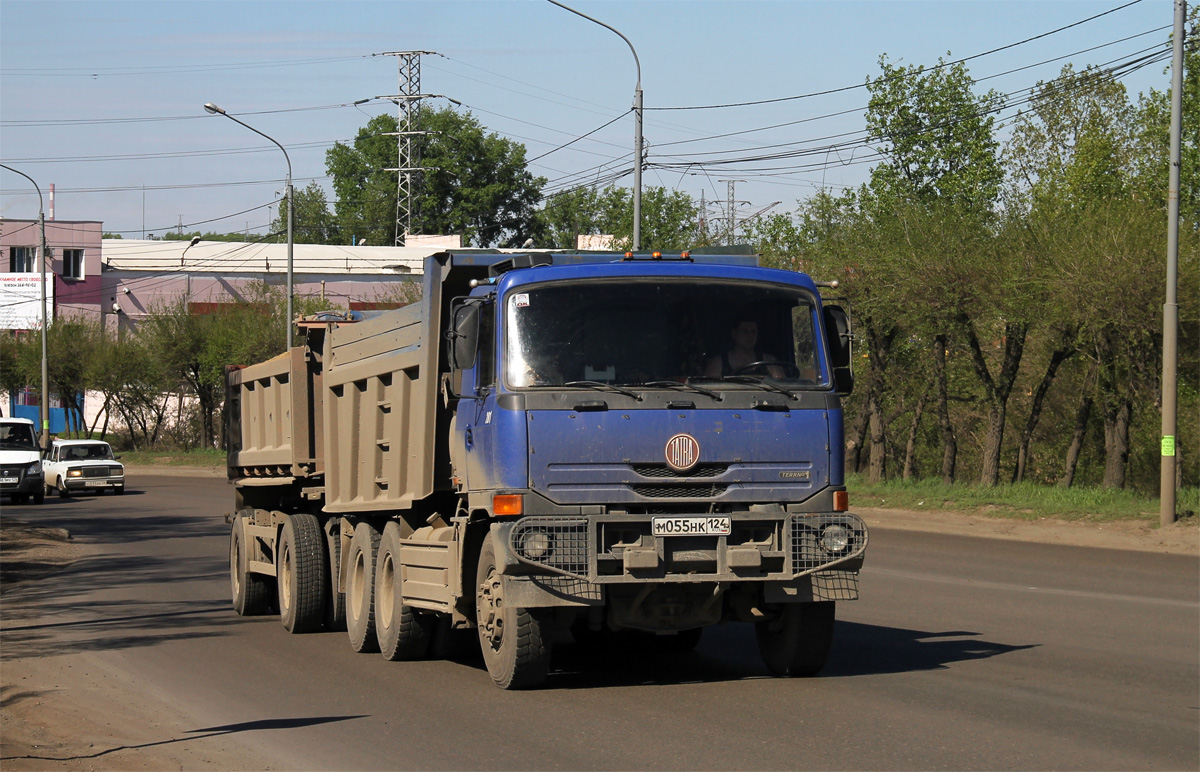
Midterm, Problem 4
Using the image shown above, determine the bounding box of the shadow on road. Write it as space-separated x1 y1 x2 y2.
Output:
0 596 243 659
0 714 368 764
441 619 1038 690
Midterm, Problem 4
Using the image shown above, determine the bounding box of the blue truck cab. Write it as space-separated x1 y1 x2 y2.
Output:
446 251 867 684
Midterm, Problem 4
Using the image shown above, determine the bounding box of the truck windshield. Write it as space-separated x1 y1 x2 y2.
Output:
505 279 826 390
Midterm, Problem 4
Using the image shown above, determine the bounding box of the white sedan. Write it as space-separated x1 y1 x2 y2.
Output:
44 440 126 497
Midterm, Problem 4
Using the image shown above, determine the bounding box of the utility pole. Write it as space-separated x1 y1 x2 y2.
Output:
0 164 50 450
548 1 643 250
1160 0 1185 526
698 190 706 244
720 179 745 246
379 51 436 246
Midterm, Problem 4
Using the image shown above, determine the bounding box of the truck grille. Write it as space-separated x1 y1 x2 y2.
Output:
630 483 727 499
630 463 727 479
789 514 868 574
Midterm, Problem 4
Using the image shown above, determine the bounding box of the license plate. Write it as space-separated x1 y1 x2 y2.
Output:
85 480 109 487
652 516 731 536
0 477 17 484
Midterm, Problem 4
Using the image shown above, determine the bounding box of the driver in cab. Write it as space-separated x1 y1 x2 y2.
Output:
704 315 785 378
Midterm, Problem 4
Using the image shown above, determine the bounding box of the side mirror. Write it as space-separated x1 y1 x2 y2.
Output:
823 305 852 368
833 368 854 396
451 303 481 370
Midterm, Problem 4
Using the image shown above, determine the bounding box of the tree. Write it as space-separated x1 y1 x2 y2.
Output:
865 54 1004 211
140 283 285 449
270 182 339 244
538 185 700 250
327 107 546 247
863 55 1012 485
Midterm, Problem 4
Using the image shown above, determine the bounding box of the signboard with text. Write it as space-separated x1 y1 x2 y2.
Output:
0 273 53 330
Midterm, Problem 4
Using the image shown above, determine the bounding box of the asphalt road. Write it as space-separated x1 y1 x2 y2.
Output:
3 474 1198 771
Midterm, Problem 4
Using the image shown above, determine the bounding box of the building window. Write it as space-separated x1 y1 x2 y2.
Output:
9 246 36 273
62 249 84 280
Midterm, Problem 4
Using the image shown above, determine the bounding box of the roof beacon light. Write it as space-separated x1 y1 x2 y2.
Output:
652 251 662 259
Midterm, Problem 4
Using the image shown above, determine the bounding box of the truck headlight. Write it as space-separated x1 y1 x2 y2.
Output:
820 524 850 554
519 530 553 560
29 460 41 475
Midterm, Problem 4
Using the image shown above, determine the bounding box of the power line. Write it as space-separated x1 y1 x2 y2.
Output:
646 0 1149 111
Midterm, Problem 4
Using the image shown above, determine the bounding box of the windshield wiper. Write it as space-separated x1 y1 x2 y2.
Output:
691 375 797 400
641 380 723 401
562 380 643 401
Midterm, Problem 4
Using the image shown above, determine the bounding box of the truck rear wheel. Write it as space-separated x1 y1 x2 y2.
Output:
755 601 835 677
277 513 327 634
230 513 272 616
375 522 434 660
476 533 551 689
345 521 381 653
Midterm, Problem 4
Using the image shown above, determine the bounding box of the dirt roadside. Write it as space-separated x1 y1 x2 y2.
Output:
1 485 1196 770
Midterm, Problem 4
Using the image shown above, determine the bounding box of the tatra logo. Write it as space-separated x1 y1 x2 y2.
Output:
664 433 700 472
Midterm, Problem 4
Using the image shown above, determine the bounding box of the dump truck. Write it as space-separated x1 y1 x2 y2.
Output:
225 249 867 688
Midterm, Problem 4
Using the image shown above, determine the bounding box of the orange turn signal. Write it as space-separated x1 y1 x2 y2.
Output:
493 494 523 517
833 490 849 512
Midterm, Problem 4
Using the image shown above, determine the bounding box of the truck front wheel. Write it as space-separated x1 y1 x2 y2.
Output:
277 513 327 634
230 513 272 616
375 521 434 660
755 601 835 677
476 533 551 689
345 521 381 653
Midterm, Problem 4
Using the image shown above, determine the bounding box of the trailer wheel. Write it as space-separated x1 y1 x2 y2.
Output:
230 513 272 616
277 513 327 634
345 521 381 653
476 533 551 689
323 520 346 632
755 601 835 677
375 522 434 660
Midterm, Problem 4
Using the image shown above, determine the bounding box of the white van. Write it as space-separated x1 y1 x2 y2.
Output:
0 417 45 505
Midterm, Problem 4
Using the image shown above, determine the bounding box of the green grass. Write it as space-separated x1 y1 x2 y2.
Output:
118 447 226 467
847 473 1200 523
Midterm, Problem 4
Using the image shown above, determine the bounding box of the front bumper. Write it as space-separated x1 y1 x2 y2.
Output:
497 511 867 584
62 474 124 492
0 466 44 495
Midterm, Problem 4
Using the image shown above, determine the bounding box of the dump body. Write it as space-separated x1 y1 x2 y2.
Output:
225 250 867 688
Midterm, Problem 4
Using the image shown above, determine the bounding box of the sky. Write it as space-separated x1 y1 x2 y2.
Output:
0 0 1180 242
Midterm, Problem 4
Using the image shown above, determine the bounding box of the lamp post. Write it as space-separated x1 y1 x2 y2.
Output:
0 164 50 450
548 0 643 250
203 103 295 349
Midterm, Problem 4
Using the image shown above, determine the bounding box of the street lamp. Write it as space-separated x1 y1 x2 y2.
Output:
0 164 50 450
548 0 643 251
203 102 295 349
